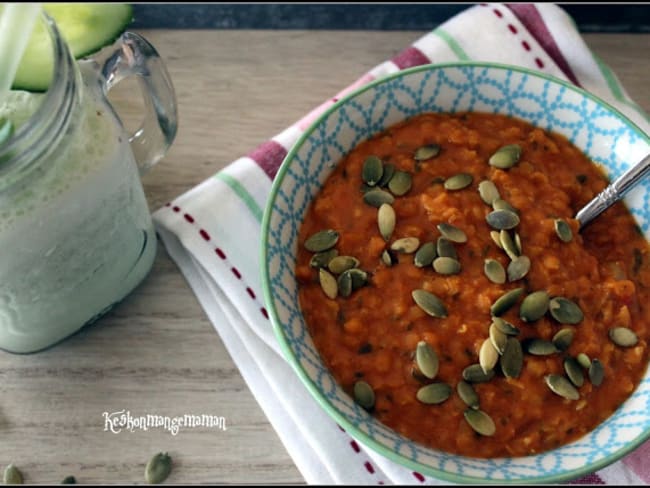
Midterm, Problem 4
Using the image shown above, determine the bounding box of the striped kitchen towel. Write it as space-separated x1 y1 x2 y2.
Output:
153 3 650 484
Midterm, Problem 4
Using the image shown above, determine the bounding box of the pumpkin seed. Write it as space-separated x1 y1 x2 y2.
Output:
464 409 496 436
328 256 360 274
348 268 368 290
0 118 14 147
490 230 503 249
589 358 605 386
608 327 638 347
381 249 397 266
462 363 495 383
554 219 573 243
489 322 508 354
364 188 395 208
412 289 448 318
433 256 461 275
564 357 584 388
376 163 395 188
478 180 500 205
310 248 338 268
437 223 467 243
388 170 413 196
436 236 458 259
377 203 396 241
501 337 524 378
414 144 441 161
524 338 559 356
500 230 519 260
484 259 506 284
416 341 439 379
457 380 480 409
490 287 524 316
576 353 591 369
145 452 172 484
444 172 473 191
391 237 420 254
354 380 376 409
414 242 437 267
362 155 384 186
61 476 76 484
319 268 338 299
486 209 520 230
519 290 549 322
553 328 575 351
489 144 521 169
416 382 452 404
492 317 520 336
492 198 519 214
3 464 23 484
304 229 339 252
337 270 353 298
514 232 523 255
545 374 580 400
507 255 531 282
549 297 584 324
479 338 499 373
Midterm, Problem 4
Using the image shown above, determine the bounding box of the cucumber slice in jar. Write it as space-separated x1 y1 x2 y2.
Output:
11 3 133 92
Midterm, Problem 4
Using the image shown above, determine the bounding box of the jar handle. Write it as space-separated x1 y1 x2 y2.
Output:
100 32 178 174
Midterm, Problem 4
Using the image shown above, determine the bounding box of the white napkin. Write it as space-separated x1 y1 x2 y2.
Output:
153 3 650 484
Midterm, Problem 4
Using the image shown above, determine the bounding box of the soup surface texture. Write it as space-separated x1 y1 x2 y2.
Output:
295 112 650 458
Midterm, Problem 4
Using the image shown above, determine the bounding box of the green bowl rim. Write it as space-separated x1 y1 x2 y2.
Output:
260 60 650 484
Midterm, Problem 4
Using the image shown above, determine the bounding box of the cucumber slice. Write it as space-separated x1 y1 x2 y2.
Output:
11 3 133 92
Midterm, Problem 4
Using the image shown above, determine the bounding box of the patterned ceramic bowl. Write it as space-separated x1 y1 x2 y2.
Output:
261 63 650 483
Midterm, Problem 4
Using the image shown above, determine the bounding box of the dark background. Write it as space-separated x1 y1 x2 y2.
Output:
129 3 650 33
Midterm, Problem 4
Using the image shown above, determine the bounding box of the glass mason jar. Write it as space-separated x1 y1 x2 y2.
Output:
0 14 177 353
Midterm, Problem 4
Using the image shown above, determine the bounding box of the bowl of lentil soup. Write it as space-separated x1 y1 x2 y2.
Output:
261 63 650 483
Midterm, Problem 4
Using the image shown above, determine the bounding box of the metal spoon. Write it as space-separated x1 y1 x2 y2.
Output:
575 153 650 230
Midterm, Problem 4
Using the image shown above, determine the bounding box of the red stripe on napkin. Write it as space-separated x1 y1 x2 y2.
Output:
391 46 431 70
248 140 288 180
568 473 606 484
623 439 650 483
504 4 581 86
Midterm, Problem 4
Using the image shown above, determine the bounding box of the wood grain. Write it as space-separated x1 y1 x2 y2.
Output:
1 30 648 484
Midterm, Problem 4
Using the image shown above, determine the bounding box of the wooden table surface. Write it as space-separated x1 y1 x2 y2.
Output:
1 30 648 485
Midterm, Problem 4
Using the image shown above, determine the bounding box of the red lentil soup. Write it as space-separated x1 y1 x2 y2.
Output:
295 112 650 458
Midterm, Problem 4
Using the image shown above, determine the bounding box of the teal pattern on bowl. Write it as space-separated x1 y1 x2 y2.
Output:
261 63 650 483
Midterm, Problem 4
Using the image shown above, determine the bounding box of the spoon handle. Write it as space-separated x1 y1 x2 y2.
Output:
576 153 650 229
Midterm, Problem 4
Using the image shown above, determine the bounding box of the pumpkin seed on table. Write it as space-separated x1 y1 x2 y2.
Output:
489 144 522 169
489 322 508 354
549 297 584 324
412 289 448 318
319 268 338 299
486 209 520 230
362 155 384 186
416 341 439 379
381 249 397 266
414 144 441 161
479 338 499 373
416 382 452 404
376 163 396 188
437 223 467 243
462 363 495 383
444 172 473 191
354 380 376 409
310 248 338 268
478 180 500 205
507 255 531 282
391 237 420 254
433 256 461 275
464 409 496 436
524 338 559 356
348 268 368 290
490 287 524 316
501 337 524 378
490 230 503 249
377 203 396 241
608 326 639 347
3 464 22 484
145 452 172 484
564 357 585 388
364 188 395 208
519 290 549 322
545 374 580 400
552 328 575 351
589 358 605 386
414 242 437 267
304 229 339 252
492 198 519 214
328 255 360 274
337 270 353 298
457 380 480 409
514 232 523 255
554 218 573 242
484 258 506 284
388 171 413 196
576 353 591 369
436 236 458 259
492 316 520 336
500 230 519 260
